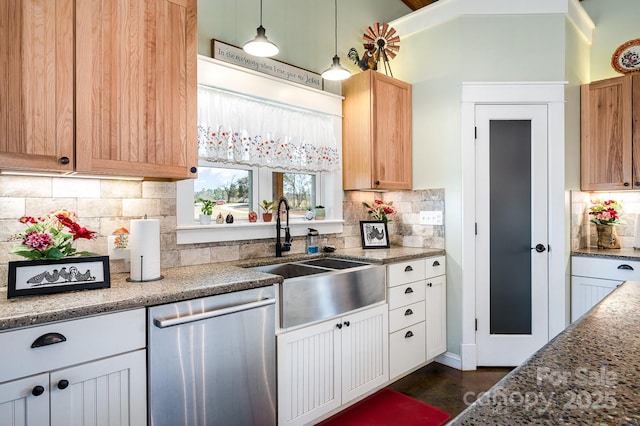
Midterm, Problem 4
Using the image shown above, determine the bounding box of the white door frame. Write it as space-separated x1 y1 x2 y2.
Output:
460 82 567 370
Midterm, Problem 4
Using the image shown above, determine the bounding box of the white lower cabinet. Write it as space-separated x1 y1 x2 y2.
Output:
571 256 639 322
277 304 389 426
0 309 146 426
388 256 446 380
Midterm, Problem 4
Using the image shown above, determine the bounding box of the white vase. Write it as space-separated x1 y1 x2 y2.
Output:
199 214 212 225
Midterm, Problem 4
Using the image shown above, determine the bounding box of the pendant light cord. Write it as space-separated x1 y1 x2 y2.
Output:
260 0 264 26
333 0 338 55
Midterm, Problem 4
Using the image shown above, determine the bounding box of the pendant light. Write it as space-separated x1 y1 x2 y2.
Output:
243 0 279 57
321 0 351 81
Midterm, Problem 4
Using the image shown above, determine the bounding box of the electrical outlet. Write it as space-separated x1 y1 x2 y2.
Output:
419 211 443 225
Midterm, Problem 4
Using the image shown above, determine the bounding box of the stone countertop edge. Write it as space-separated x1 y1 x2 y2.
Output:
450 281 640 425
572 247 640 261
0 247 445 331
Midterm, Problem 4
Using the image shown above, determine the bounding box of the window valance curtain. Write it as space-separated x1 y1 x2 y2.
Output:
197 85 340 172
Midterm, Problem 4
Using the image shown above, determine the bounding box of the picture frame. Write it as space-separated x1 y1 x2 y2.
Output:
7 256 110 299
360 221 390 249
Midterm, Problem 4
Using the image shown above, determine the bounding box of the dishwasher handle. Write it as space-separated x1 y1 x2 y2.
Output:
154 297 276 328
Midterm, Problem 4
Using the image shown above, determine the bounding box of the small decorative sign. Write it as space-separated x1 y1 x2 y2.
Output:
360 221 390 249
212 39 323 90
7 256 110 298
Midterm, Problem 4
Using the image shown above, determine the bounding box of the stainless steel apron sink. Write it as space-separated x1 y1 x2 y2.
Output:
249 258 386 328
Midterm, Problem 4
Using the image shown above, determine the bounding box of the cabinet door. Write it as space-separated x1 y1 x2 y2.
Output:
75 0 197 179
425 275 447 360
341 304 389 404
372 72 412 190
581 75 634 190
277 321 341 426
50 350 146 426
571 276 620 323
0 373 50 426
0 0 74 172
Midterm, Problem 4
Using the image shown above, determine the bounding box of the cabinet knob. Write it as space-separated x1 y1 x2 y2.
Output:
433 260 440 267
427 282 433 287
404 287 414 294
336 323 343 329
624 182 630 187
344 321 350 327
32 385 45 396
404 265 413 272
190 166 197 174
58 380 69 390
58 156 70 165
635 182 640 187
374 180 380 186
404 331 414 339
404 308 413 316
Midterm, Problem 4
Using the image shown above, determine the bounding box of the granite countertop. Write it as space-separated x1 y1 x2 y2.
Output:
0 247 444 331
451 281 640 425
572 247 640 261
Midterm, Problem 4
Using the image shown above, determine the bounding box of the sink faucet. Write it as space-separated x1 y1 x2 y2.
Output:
276 197 291 257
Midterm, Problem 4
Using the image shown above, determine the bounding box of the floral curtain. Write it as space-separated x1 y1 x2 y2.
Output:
197 85 340 172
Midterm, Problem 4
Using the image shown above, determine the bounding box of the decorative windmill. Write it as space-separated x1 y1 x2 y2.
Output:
363 23 400 77
348 23 400 76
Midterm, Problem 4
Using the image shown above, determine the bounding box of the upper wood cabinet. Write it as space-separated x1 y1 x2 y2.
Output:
581 74 640 190
0 0 198 179
0 0 75 172
342 70 412 190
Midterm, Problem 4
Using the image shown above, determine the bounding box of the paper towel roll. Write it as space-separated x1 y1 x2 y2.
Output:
129 218 161 281
634 214 640 249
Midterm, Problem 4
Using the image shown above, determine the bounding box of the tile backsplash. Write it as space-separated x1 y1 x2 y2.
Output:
0 175 445 287
571 190 640 249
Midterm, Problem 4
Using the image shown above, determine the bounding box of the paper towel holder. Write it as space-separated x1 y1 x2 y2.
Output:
126 255 164 283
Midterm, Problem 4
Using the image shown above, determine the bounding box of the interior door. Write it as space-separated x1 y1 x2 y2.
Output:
475 104 549 366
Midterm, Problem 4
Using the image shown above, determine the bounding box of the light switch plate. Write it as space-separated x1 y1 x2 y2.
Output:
419 210 443 225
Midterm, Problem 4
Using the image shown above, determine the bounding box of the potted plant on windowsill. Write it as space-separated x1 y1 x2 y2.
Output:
314 205 326 220
260 200 275 222
197 198 215 225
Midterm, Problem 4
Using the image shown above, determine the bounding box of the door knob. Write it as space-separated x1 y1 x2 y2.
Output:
531 244 546 253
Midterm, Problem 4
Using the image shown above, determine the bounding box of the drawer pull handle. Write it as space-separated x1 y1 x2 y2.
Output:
32 385 45 397
405 331 414 339
433 260 440 267
404 287 414 294
617 264 634 270
58 380 69 390
404 265 413 272
404 308 414 316
31 332 67 348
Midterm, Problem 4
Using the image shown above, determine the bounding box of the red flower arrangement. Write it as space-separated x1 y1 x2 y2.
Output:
589 199 621 225
10 210 97 260
363 199 397 222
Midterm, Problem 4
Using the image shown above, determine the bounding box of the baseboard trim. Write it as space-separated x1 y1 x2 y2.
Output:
435 352 462 370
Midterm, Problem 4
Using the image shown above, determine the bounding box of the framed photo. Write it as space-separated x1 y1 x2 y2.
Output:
360 221 390 249
7 256 110 299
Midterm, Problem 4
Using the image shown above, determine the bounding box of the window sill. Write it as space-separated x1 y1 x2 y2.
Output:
176 219 344 245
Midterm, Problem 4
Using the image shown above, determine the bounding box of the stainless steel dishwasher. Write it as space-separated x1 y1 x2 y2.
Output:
148 286 276 426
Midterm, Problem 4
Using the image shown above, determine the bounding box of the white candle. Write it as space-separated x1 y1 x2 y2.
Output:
129 218 161 281
634 214 640 249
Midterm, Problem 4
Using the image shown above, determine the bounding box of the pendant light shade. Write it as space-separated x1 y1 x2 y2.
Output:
321 0 350 81
243 0 279 57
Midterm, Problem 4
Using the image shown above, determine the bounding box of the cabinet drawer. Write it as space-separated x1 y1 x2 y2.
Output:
388 282 425 310
389 322 426 379
388 259 426 287
572 256 640 281
389 302 425 333
425 256 446 279
0 308 145 383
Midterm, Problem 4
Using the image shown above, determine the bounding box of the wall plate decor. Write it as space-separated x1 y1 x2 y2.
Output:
360 221 390 249
611 38 640 74
7 256 110 298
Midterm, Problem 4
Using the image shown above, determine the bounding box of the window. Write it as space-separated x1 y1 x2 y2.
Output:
273 172 316 218
195 167 253 220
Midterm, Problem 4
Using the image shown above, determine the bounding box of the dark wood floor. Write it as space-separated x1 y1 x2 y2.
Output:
386 362 512 420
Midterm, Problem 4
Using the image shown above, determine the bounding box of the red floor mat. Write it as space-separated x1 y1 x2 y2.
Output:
316 388 451 426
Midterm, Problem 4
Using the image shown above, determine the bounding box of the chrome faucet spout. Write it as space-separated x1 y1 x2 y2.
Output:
276 197 291 257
